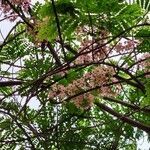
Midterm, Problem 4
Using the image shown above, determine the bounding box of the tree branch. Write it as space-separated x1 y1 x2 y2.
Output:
0 81 23 87
103 96 150 113
95 102 150 133
47 42 62 66
51 0 66 60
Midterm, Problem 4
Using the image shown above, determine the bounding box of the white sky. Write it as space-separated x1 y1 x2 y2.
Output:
0 0 150 149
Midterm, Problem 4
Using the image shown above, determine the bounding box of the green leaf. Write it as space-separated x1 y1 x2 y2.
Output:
137 39 150 52
0 119 11 129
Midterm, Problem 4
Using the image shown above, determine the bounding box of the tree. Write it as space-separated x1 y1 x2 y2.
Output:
0 0 150 149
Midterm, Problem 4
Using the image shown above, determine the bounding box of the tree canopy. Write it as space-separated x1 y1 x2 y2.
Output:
0 0 150 149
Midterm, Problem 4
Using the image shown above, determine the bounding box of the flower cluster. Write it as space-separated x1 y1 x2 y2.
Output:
73 93 94 110
73 32 137 65
74 40 109 65
48 66 116 109
139 53 150 77
115 40 136 53
72 26 111 64
0 0 31 21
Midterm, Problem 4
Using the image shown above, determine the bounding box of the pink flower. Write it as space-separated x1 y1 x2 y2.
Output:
0 0 31 21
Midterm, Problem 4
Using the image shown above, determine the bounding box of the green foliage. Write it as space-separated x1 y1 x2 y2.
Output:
136 27 150 37
142 79 150 106
136 27 150 52
37 1 80 41
35 0 144 42
31 1 42 17
19 57 52 79
0 0 150 149
36 17 57 41
0 37 28 60
0 118 11 129
134 0 150 11
137 39 150 52
0 86 12 96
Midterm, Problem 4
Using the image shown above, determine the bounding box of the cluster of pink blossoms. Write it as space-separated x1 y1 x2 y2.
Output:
73 27 111 64
115 40 136 53
73 38 137 65
0 0 31 21
74 40 109 65
49 66 116 109
139 53 150 77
